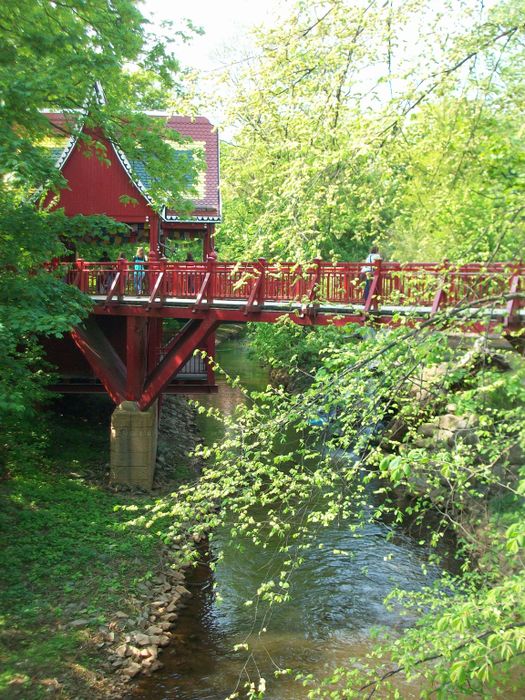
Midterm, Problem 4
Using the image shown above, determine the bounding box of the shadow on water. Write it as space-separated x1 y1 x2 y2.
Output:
133 335 440 699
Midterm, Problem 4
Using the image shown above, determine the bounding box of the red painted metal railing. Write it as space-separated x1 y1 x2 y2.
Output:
62 258 524 324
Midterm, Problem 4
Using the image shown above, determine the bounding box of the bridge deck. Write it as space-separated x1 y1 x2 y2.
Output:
89 293 523 318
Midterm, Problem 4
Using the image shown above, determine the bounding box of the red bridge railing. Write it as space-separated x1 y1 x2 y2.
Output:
61 258 524 325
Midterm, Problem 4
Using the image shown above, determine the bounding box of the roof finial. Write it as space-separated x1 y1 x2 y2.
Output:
93 82 106 106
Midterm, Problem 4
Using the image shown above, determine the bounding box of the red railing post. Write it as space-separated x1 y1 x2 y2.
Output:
342 262 349 304
257 257 267 306
310 258 322 302
160 257 168 301
206 251 217 305
76 258 88 293
147 256 156 297
431 259 449 316
504 262 522 330
393 262 401 299
293 264 304 301
118 257 127 298
375 258 383 309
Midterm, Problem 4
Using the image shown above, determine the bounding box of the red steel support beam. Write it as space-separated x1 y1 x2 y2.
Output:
147 318 163 374
139 314 220 410
70 317 127 404
205 330 216 385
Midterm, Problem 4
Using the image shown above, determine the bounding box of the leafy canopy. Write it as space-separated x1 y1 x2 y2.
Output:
217 0 525 264
0 0 198 474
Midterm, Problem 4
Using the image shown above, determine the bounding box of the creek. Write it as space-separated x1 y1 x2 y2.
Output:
134 335 441 699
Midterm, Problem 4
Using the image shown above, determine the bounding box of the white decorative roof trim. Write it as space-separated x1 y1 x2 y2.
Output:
94 82 107 106
49 81 106 169
54 129 80 170
110 141 156 207
47 82 103 174
164 213 221 223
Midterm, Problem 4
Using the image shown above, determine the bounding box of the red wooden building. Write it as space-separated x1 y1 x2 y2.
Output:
42 87 220 260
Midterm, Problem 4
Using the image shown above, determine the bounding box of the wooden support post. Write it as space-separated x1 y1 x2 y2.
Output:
125 316 148 401
203 223 215 260
148 213 160 261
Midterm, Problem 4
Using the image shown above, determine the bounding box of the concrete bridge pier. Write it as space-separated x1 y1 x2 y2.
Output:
110 400 158 489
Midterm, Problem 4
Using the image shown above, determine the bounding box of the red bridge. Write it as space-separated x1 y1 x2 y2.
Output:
49 257 523 409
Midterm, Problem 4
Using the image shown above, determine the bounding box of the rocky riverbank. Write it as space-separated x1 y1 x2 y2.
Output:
0 391 214 699
98 394 210 690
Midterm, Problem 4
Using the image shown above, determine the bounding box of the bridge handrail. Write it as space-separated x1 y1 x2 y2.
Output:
58 259 524 317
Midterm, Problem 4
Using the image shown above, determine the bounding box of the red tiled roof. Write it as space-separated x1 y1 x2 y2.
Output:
164 116 220 220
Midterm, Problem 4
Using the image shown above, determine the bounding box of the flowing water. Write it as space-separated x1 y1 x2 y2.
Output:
134 334 442 699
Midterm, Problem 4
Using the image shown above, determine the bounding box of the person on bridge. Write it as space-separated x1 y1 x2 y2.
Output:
362 245 381 302
133 246 147 295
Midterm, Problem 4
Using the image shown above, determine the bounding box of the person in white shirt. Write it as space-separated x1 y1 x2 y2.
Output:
362 245 381 302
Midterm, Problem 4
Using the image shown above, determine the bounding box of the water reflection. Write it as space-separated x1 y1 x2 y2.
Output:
134 334 437 699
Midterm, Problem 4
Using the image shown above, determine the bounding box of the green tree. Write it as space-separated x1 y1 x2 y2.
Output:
0 0 197 474
217 0 525 264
